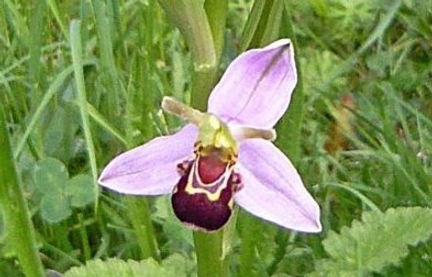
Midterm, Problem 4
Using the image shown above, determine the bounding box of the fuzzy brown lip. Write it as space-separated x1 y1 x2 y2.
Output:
171 153 241 232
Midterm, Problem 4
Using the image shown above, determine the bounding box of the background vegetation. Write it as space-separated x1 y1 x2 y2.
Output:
1 0 431 276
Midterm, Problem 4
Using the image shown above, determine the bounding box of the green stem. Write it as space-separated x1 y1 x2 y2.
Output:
157 0 217 110
157 0 216 69
187 29 225 277
193 230 226 277
191 68 218 111
0 106 45 277
158 1 229 275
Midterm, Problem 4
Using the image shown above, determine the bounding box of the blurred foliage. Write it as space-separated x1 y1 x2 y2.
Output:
0 0 431 276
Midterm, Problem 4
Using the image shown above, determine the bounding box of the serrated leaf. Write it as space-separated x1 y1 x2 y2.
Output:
66 174 96 207
33 158 69 194
64 254 195 277
311 207 432 276
64 258 162 277
161 253 195 276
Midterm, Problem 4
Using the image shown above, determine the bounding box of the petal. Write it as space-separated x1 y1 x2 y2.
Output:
208 39 297 129
98 124 197 195
235 139 321 232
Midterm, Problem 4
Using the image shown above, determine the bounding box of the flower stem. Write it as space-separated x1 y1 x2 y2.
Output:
193 230 226 277
0 106 46 277
157 1 229 275
157 0 216 70
157 0 219 110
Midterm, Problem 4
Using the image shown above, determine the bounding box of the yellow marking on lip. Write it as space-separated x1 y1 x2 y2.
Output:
184 159 234 202
228 197 234 209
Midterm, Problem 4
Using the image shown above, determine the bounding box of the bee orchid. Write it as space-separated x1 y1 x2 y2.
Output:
98 39 321 233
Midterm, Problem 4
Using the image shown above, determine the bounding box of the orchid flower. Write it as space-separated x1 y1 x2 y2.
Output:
99 39 321 233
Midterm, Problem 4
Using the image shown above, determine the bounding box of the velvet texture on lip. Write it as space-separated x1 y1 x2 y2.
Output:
98 39 322 233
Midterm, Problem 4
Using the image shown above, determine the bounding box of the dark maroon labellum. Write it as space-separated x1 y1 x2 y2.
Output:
171 149 241 232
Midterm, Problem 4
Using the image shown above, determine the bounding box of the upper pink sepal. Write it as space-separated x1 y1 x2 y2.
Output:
208 39 297 129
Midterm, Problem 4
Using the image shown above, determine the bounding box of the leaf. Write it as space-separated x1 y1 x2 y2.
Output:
64 258 162 277
310 207 432 276
66 174 96 208
33 158 71 223
43 106 78 162
160 253 195 276
32 158 96 222
64 254 195 277
40 193 72 223
33 158 69 194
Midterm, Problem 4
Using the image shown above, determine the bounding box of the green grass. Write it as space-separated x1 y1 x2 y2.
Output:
1 0 432 276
